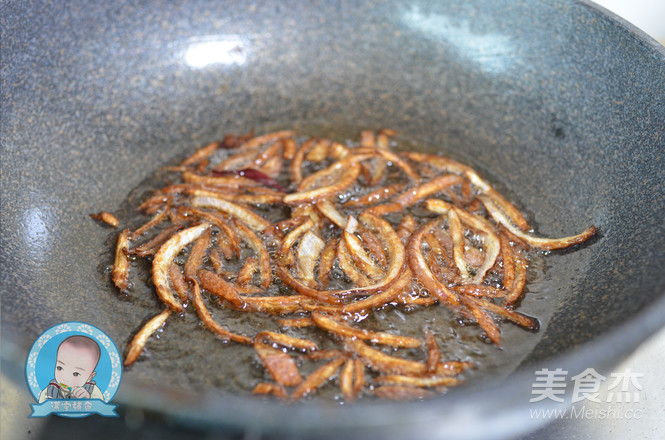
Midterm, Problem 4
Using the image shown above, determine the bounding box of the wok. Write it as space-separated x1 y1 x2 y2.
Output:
2 0 664 438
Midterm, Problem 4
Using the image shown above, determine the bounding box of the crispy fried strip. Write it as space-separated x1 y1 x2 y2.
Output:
239 130 295 150
255 331 318 351
289 138 318 184
284 162 362 205
278 217 314 266
178 207 242 256
318 237 338 288
208 247 226 274
316 199 347 229
305 139 331 162
401 151 530 230
337 239 371 286
181 140 219 166
372 385 435 400
290 356 347 401
112 229 131 291
190 279 252 343
185 187 284 204
238 296 309 315
406 219 460 306
328 142 351 160
254 341 303 387
253 139 284 167
311 312 422 348
182 170 262 189
360 229 388 266
282 137 297 160
460 295 501 346
274 266 343 305
425 330 442 374
339 359 356 401
129 224 185 257
234 219 272 289
353 358 366 396
454 284 505 298
343 183 405 208
297 230 325 286
124 309 171 367
426 199 501 284
344 216 384 281
198 269 245 308
479 195 598 250
190 196 270 231
470 296 539 331
342 269 412 313
90 211 120 227
276 317 315 328
504 255 528 306
237 257 259 286
130 209 169 239
184 228 212 279
392 174 463 208
375 375 460 388
252 382 288 399
397 215 418 243
169 264 190 303
344 338 463 376
374 149 420 184
447 209 473 280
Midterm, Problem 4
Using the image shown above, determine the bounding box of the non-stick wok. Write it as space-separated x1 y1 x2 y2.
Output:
2 1 664 439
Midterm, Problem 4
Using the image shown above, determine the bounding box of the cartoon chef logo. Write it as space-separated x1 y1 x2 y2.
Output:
26 322 121 417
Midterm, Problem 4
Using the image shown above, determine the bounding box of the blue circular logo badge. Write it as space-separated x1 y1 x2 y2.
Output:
25 322 121 418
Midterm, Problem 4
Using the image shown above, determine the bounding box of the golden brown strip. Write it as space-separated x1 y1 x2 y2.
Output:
182 170 262 189
397 215 418 243
124 309 171 367
311 312 422 348
343 183 405 207
169 264 190 303
252 382 288 399
112 229 131 292
504 255 528 306
425 330 441 374
190 196 270 231
297 230 326 286
198 269 245 308
406 219 460 306
374 375 460 388
254 331 318 352
282 137 297 160
372 386 435 400
339 359 355 401
284 162 363 205
180 140 219 166
305 139 331 162
130 209 169 239
337 239 371 287
190 279 252 344
343 216 384 281
254 341 303 387
289 138 317 184
237 257 259 286
479 195 598 250
360 229 388 266
317 237 338 288
342 269 412 314
460 295 501 346
278 217 314 266
90 211 120 227
345 338 460 376
290 356 347 401
238 130 295 150
184 228 212 280
129 224 184 257
276 317 315 328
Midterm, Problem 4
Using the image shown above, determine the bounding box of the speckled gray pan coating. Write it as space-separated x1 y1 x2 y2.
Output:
2 0 664 438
